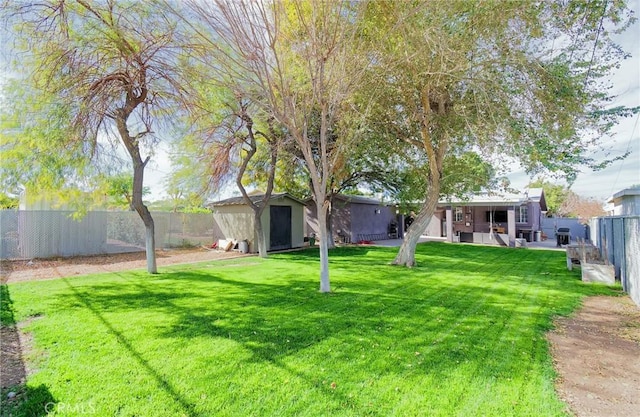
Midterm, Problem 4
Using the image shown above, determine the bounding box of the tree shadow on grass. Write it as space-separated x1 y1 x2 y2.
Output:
1 384 57 417
1 284 56 417
59 278 200 417
42 243 616 415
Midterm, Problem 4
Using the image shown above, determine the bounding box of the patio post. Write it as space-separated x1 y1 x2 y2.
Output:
445 206 453 242
508 207 516 247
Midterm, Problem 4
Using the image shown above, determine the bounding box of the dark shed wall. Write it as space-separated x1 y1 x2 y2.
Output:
305 203 318 237
350 203 396 242
330 204 351 241
305 202 351 241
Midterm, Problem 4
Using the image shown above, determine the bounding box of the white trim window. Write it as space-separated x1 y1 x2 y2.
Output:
518 206 529 223
454 206 464 222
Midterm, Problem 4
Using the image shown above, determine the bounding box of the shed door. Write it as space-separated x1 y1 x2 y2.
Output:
270 205 292 251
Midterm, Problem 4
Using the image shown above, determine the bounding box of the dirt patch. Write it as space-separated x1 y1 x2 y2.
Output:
0 325 26 388
548 295 640 417
0 248 250 284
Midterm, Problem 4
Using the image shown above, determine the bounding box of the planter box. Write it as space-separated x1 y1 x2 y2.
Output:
566 244 602 271
515 238 527 248
581 263 615 284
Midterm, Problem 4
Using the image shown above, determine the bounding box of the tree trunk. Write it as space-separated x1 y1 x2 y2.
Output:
316 199 331 292
392 186 440 267
233 105 276 259
116 109 157 274
132 161 157 274
143 217 157 273
254 209 268 258
393 92 447 267
326 195 335 249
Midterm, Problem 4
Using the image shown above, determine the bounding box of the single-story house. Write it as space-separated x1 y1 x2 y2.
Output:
209 193 306 252
306 194 402 243
427 188 547 247
605 187 640 216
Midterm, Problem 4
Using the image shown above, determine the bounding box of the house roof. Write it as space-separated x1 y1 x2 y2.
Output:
209 192 307 207
439 188 547 211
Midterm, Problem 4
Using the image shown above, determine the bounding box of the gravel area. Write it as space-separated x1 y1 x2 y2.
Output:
0 248 249 283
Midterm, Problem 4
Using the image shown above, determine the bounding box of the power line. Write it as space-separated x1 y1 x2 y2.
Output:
610 111 640 196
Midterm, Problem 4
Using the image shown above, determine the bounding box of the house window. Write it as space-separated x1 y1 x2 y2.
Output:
454 207 464 222
518 206 528 223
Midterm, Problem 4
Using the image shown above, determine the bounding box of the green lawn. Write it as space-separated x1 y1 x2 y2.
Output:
1 243 618 416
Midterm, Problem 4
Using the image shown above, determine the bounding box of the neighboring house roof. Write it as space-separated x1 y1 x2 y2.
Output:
606 187 640 204
209 192 307 207
439 188 547 211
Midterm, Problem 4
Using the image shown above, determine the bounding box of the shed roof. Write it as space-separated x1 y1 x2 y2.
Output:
209 192 306 207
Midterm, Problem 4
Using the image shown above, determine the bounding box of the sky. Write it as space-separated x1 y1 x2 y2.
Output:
1 2 639 203
506 0 640 200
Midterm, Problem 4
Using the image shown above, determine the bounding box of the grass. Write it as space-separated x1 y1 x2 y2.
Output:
1 243 620 416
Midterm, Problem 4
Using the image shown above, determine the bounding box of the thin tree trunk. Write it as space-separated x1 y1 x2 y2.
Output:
116 112 157 274
254 208 268 258
317 199 331 292
326 195 335 249
234 105 276 259
132 160 157 274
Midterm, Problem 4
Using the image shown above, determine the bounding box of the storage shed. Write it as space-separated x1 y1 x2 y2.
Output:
209 193 306 252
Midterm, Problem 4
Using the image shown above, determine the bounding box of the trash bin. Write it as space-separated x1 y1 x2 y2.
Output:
238 240 249 253
556 228 570 247
534 231 541 242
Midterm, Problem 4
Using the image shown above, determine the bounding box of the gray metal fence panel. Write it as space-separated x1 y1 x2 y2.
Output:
623 217 640 306
591 215 640 307
599 218 615 265
541 217 588 243
154 212 215 249
0 210 216 260
7 210 108 259
0 210 19 259
612 218 625 279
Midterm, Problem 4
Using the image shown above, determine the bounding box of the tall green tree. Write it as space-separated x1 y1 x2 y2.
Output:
0 81 92 198
528 178 607 220
0 192 18 210
4 1 196 272
362 0 637 266
528 178 571 217
184 0 370 292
